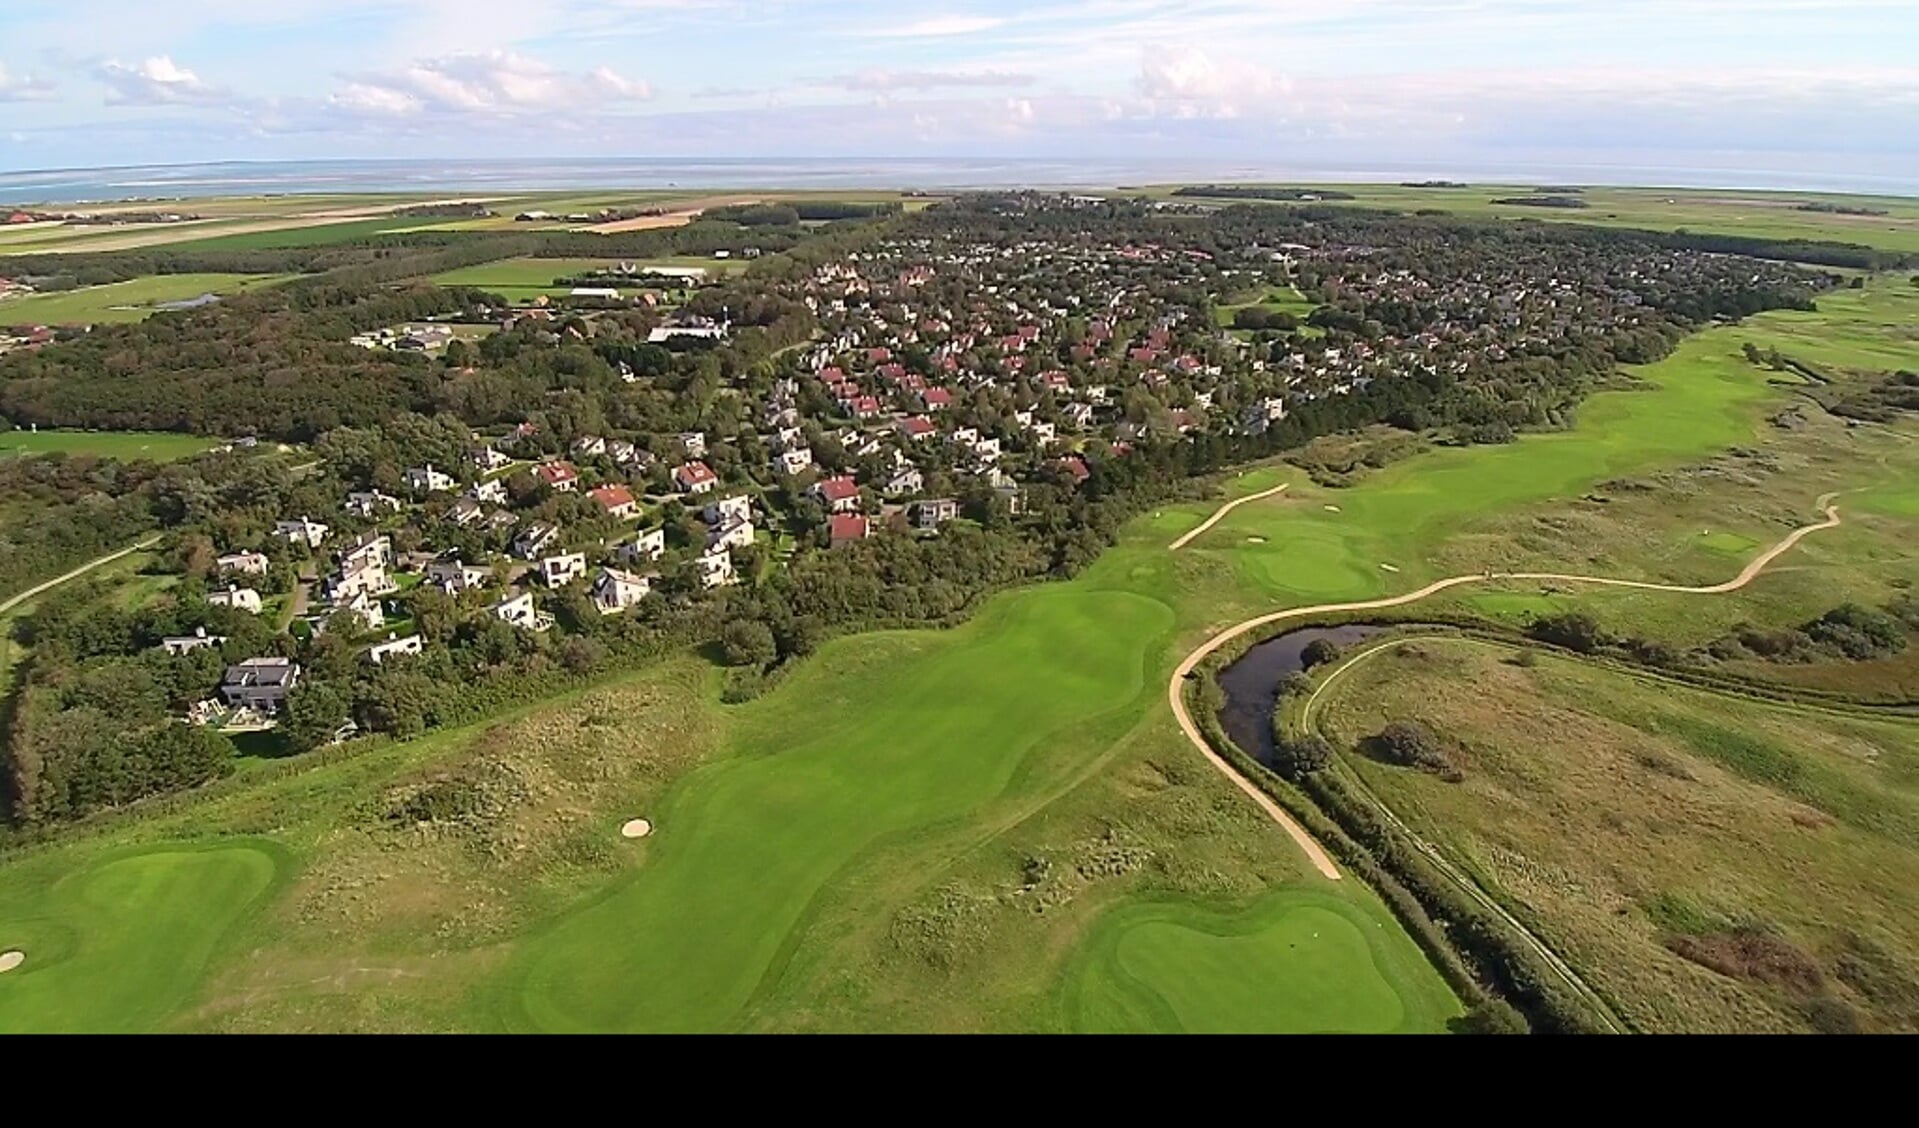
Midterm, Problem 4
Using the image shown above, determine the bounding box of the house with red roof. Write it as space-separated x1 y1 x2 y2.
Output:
674 461 718 495
896 416 936 441
810 475 861 514
535 460 579 492
587 483 638 519
920 387 953 411
1056 455 1091 486
828 514 870 548
850 395 881 418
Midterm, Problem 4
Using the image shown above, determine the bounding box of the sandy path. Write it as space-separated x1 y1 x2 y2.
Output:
0 535 163 616
1167 501 1844 882
587 195 765 234
1168 482 1291 550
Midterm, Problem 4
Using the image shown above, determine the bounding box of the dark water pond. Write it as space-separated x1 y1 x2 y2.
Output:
1216 624 1388 765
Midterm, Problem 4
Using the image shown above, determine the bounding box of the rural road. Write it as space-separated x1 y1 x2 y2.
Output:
0 535 164 616
1166 500 1845 882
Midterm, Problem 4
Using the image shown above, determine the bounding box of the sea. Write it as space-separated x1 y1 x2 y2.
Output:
1 157 1912 206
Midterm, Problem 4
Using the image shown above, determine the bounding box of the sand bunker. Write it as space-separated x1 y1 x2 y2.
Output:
620 818 654 839
0 950 23 973
1323 505 1342 513
1380 563 1400 573
1247 536 1267 543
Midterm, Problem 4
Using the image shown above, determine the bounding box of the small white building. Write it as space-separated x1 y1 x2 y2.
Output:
346 491 402 518
217 550 269 576
703 494 753 527
512 521 561 560
469 477 508 504
404 465 456 494
541 552 589 587
776 448 814 476
366 634 424 664
473 445 512 472
273 518 329 549
159 626 226 656
208 586 263 614
618 527 667 565
493 592 551 631
706 518 755 552
695 546 737 589
426 559 490 594
591 568 652 614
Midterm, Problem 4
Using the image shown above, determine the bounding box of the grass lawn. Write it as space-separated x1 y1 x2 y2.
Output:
1062 890 1458 1032
0 274 290 325
0 429 217 461
0 841 288 1033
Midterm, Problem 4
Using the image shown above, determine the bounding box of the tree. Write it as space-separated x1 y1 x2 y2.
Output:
1528 612 1607 654
1274 733 1334 778
1453 999 1530 1034
1374 720 1451 772
1300 638 1342 669
282 681 351 752
721 619 777 667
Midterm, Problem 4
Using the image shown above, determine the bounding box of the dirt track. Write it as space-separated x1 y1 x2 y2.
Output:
1167 482 1290 550
1165 499 1845 882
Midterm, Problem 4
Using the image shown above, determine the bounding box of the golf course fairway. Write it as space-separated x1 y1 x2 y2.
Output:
1063 891 1458 1033
509 587 1177 1032
0 842 284 1033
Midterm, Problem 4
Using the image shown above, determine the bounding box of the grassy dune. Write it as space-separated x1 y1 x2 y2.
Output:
0 273 290 325
1312 641 1919 1032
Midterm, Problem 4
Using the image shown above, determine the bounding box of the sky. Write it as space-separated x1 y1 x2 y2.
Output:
1 1 1915 187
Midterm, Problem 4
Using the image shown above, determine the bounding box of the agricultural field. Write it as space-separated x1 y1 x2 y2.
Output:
0 274 291 325
1 274 1914 1032
1307 640 1919 1033
1150 184 1919 254
0 429 218 461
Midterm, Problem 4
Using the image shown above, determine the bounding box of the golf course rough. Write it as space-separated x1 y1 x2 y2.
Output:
0 841 285 1033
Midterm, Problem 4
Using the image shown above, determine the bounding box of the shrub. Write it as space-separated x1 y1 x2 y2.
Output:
1274 733 1334 778
1804 603 1907 660
1528 611 1608 653
1372 720 1458 777
1300 638 1342 669
720 620 778 667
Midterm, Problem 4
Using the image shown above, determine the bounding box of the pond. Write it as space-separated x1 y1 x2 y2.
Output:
1216 624 1388 764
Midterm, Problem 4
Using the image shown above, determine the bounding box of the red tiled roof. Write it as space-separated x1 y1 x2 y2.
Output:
536 460 578 484
828 514 870 543
588 484 635 510
675 461 717 485
813 476 859 502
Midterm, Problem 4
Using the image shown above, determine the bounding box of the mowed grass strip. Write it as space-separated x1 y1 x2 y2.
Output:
0 842 287 1033
1062 890 1459 1033
0 429 218 461
0 273 291 325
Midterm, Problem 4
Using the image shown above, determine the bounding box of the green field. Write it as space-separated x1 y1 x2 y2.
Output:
0 275 1913 1032
1149 184 1919 254
431 256 739 302
0 274 290 325
157 216 451 252
0 429 218 461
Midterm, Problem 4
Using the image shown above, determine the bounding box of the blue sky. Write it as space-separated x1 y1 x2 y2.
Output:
1 1 1915 184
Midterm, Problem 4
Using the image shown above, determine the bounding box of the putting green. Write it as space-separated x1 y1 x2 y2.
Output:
1063 891 1458 1033
508 586 1175 1032
0 843 284 1033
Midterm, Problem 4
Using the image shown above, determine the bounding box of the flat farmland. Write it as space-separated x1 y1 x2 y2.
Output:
0 273 291 324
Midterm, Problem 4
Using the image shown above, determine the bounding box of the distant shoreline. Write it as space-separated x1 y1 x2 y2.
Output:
2 157 1915 207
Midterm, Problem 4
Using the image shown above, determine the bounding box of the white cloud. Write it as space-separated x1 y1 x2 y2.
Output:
94 56 226 105
327 51 652 118
822 69 1037 93
1135 45 1292 119
0 64 57 102
866 15 1007 38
